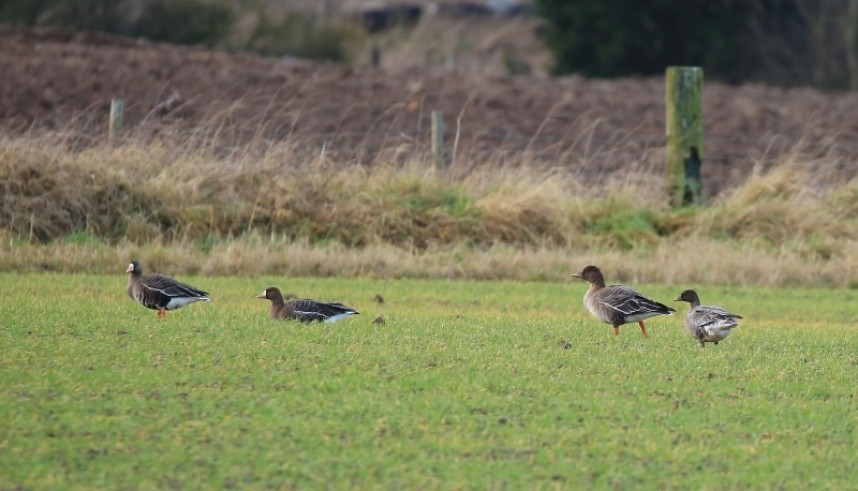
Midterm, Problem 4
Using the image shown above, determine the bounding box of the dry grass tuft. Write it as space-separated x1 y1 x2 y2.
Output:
2 129 858 286
0 132 641 248
474 170 579 246
696 162 858 255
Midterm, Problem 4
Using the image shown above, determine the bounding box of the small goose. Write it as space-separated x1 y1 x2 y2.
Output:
257 287 358 323
126 260 210 317
675 289 742 348
572 265 675 337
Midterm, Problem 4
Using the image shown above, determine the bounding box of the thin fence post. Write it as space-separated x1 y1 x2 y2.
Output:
109 98 124 144
665 66 703 207
371 44 381 67
431 110 445 170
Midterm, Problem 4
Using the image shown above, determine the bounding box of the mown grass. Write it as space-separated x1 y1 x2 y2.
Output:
1 273 856 489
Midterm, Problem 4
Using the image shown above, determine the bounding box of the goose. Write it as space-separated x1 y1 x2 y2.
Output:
126 260 210 317
571 265 674 337
257 287 358 323
675 289 742 347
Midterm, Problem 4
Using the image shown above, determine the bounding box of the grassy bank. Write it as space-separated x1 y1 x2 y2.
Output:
2 130 858 286
1 273 856 489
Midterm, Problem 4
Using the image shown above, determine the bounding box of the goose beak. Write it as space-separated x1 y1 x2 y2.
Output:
126 264 134 273
571 272 582 279
256 291 266 299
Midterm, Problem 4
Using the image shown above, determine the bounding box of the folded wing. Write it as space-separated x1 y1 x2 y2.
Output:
599 285 675 318
689 306 742 335
143 274 210 299
287 299 358 323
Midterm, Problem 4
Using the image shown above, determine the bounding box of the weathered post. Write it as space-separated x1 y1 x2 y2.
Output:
109 98 125 144
370 44 381 67
431 110 445 170
665 67 703 207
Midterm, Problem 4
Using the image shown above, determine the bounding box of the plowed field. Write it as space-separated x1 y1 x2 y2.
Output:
3 25 858 197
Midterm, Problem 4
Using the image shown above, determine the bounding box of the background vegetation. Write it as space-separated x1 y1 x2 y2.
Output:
0 0 365 61
536 0 751 81
537 0 858 89
2 129 857 287
0 0 234 46
4 0 858 88
1 2 856 286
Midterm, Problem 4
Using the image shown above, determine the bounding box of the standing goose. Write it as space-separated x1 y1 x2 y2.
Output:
126 260 210 317
257 287 358 323
571 265 674 337
675 289 742 348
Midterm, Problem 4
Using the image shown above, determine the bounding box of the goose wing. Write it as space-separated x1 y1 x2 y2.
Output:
689 305 741 332
142 274 209 299
287 299 358 322
598 285 675 316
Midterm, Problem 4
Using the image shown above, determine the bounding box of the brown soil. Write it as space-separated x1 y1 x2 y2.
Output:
2 25 858 198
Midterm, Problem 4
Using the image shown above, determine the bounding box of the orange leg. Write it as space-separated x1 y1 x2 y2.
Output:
613 327 620 336
638 321 649 338
157 309 167 318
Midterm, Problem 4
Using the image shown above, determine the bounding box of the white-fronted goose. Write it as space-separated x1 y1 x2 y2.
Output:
675 289 742 348
257 287 358 323
126 260 210 317
571 265 675 337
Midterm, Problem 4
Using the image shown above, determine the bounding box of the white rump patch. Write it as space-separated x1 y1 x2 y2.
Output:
703 327 733 342
165 296 210 310
323 312 357 323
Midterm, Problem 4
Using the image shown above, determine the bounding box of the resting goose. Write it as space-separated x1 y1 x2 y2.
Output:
572 265 674 337
257 287 358 323
126 260 210 317
675 289 742 348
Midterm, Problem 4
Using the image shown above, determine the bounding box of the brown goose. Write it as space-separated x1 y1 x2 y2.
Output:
572 265 674 337
126 260 210 317
675 289 742 348
257 287 359 323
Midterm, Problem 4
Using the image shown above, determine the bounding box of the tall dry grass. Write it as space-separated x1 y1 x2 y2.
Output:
0 129 644 247
1 127 857 287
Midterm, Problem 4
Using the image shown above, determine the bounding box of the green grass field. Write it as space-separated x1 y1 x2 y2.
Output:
1 273 856 489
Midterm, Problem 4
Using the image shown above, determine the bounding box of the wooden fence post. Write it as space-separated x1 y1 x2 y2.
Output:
665 67 703 207
431 110 445 170
371 44 381 67
109 98 125 144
